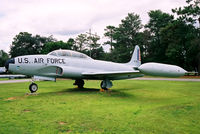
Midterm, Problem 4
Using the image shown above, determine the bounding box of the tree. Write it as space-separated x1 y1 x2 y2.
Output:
117 13 142 48
107 13 143 63
104 25 116 51
160 20 200 72
84 46 105 60
42 39 73 54
87 34 100 50
10 32 55 57
67 38 76 49
87 34 101 58
75 34 88 51
134 30 151 62
172 0 200 24
0 50 9 67
144 10 174 62
172 0 200 73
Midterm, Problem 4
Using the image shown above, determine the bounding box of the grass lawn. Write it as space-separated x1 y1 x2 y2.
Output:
0 80 200 134
0 78 28 81
0 78 9 81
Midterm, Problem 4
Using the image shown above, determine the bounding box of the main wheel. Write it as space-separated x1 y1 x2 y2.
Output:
73 79 84 88
29 83 38 93
100 81 108 90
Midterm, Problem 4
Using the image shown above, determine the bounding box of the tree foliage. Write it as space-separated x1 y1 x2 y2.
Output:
0 50 9 67
144 10 174 62
104 26 117 51
104 13 143 62
171 0 200 72
10 32 55 57
41 39 74 54
160 21 197 69
172 0 200 24
75 34 88 51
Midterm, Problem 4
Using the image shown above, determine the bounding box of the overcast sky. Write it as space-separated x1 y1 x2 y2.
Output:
0 0 186 53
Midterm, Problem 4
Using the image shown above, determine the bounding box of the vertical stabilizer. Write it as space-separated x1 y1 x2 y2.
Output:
127 45 141 67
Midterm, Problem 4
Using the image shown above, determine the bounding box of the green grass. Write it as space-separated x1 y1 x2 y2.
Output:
0 80 200 134
0 78 28 81
0 78 9 81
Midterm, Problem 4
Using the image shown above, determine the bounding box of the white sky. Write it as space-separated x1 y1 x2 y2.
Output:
0 0 186 53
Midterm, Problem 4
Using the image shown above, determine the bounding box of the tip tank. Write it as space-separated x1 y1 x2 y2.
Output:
138 62 187 77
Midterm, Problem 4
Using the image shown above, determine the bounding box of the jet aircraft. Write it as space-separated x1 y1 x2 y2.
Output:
4 45 187 93
0 67 5 73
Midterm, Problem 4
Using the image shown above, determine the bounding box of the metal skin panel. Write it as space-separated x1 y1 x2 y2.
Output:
8 54 141 80
7 45 187 81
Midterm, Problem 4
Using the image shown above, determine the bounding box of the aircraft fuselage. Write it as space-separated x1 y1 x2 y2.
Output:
8 55 140 80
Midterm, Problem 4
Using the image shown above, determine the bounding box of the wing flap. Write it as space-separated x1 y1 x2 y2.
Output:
82 70 142 79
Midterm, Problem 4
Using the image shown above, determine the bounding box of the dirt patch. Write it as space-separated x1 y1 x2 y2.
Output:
5 97 17 101
25 93 38 96
23 109 31 112
59 121 66 125
182 76 200 79
66 130 71 133
57 92 64 95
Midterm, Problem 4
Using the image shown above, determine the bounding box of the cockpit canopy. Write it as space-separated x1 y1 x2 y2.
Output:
47 49 92 59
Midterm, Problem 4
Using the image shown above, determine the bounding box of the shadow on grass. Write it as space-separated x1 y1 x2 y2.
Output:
66 87 99 92
39 87 133 98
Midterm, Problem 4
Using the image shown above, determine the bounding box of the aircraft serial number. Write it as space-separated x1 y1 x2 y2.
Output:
18 58 66 64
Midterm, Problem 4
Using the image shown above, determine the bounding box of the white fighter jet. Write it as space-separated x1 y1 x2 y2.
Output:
4 45 186 93
0 67 6 73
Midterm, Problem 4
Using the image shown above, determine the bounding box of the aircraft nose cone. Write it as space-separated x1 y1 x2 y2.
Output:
5 58 15 71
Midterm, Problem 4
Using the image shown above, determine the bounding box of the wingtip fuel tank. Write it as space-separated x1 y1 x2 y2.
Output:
138 62 187 77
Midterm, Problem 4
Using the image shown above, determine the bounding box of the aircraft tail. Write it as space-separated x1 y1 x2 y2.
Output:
127 45 141 67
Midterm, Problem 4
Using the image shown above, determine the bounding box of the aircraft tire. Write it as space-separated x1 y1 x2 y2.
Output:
100 81 108 90
74 79 84 88
78 80 84 88
29 83 38 93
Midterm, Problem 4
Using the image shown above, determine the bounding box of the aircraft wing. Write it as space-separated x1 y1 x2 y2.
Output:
82 70 143 80
0 74 26 79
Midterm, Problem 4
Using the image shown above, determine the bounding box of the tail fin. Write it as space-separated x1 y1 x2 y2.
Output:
127 45 141 67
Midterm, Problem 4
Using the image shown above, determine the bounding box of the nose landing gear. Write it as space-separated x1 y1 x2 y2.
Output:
29 83 38 93
28 78 38 93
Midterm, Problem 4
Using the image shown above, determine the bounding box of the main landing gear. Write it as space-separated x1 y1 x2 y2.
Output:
73 79 85 88
28 79 113 93
100 79 113 92
73 79 113 92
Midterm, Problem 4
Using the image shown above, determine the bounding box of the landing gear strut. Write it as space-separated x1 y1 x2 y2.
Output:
29 77 38 93
29 83 38 93
100 79 113 91
73 79 85 88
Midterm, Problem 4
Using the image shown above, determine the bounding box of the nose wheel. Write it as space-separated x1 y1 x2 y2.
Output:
29 83 38 93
